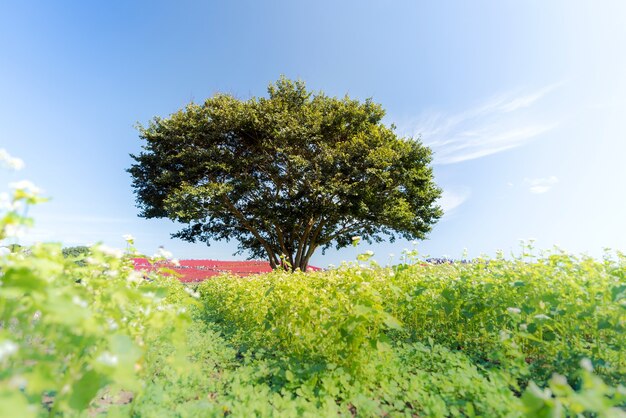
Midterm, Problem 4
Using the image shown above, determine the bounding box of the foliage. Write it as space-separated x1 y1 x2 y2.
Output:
61 245 91 259
0 180 193 416
194 249 626 417
128 77 442 270
61 245 91 266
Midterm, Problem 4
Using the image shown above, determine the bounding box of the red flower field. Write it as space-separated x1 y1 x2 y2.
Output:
132 258 320 282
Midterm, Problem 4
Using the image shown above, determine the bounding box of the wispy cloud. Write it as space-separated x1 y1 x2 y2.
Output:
404 82 563 164
438 187 471 216
524 176 559 194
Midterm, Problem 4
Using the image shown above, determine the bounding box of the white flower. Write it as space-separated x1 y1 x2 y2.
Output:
107 318 119 331
507 307 521 315
0 340 18 361
184 287 199 299
365 250 374 256
534 314 551 321
9 180 41 194
519 323 528 331
95 244 123 259
127 271 144 284
97 352 118 366
0 149 24 171
72 296 88 308
499 330 510 341
580 358 594 372
4 224 26 238
351 236 361 241
153 247 173 259
0 192 23 211
122 234 134 242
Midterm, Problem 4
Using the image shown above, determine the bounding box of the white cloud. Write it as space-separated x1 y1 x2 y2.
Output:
524 176 559 194
402 83 563 164
438 187 471 215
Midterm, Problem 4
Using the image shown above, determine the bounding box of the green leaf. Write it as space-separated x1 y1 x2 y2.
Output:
382 313 403 330
69 370 107 410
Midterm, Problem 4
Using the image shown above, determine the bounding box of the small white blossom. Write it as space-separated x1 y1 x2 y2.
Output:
96 244 123 259
97 352 118 366
534 314 551 321
184 287 200 299
499 330 510 341
9 180 41 194
0 340 18 361
507 307 521 315
0 149 25 171
127 271 144 283
153 247 173 259
580 358 594 372
0 192 24 211
351 236 361 241
72 296 88 308
552 373 568 386
4 224 26 238
519 323 528 331
122 234 134 243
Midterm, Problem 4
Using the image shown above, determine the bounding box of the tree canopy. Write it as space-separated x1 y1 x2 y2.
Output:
129 78 442 271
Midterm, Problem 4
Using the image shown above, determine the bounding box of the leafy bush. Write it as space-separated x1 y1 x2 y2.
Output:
196 251 626 417
0 178 193 416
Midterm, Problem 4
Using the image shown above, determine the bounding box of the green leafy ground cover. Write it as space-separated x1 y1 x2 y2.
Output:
1 181 625 416
2 244 625 417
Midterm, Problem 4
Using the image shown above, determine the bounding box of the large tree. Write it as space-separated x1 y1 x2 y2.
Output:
129 78 442 271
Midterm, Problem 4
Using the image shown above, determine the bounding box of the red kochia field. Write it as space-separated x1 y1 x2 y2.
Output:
132 258 320 282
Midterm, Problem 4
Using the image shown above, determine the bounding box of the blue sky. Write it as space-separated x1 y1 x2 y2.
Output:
1 1 625 266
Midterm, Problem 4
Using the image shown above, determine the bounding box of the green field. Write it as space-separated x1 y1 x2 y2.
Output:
1 243 625 417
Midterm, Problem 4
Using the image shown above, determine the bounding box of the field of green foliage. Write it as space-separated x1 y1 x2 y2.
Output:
1 169 625 417
1 237 625 416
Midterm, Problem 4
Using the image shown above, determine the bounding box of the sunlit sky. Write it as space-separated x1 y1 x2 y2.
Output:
1 1 625 267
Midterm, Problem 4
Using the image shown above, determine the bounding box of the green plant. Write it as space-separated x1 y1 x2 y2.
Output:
0 170 193 416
